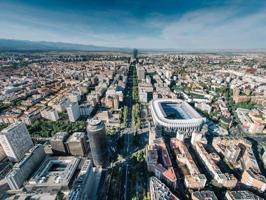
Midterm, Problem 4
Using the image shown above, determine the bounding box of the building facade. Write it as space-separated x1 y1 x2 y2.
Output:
0 122 34 162
66 132 88 156
5 144 46 190
86 119 109 167
149 176 178 200
67 103 80 122
41 108 59 121
50 132 69 155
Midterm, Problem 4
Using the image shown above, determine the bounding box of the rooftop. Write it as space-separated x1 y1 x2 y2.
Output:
87 119 105 130
51 132 69 141
0 121 24 134
162 167 177 182
150 98 205 127
226 190 263 200
150 176 179 200
27 156 80 187
192 191 218 200
67 132 85 142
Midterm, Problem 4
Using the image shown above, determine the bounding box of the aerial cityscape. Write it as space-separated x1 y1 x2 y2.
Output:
0 1 266 200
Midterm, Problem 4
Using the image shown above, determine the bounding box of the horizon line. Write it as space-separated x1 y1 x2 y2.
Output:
1 38 266 52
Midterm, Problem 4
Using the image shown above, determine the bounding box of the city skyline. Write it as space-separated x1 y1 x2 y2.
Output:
0 0 266 49
0 47 265 200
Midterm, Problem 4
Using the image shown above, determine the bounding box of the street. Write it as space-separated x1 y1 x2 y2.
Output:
120 62 135 200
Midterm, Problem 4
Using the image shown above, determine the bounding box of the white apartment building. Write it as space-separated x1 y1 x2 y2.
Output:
67 103 80 122
40 108 59 121
0 122 33 162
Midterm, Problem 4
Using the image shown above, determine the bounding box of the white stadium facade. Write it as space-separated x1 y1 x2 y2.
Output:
150 99 205 134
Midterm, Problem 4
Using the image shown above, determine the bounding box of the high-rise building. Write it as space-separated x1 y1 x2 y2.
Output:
67 160 101 200
66 132 88 156
5 144 46 190
50 132 69 155
0 122 33 162
87 119 109 167
133 48 138 59
67 102 80 122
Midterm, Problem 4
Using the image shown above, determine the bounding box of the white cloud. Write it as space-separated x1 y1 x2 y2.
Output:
0 2 266 49
126 7 266 49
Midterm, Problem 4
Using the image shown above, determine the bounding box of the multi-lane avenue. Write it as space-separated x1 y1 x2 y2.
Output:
120 62 136 200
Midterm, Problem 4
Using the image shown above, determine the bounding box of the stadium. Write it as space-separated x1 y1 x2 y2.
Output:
150 99 205 134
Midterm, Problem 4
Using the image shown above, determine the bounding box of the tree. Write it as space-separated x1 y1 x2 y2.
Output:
123 106 128 127
28 120 86 137
56 191 64 200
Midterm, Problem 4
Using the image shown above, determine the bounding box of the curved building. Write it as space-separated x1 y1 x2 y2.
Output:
150 99 205 134
87 119 109 167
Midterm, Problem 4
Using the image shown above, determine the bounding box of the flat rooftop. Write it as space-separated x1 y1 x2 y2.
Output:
67 132 85 142
192 191 218 200
27 156 80 188
51 132 69 141
0 121 24 134
226 190 262 200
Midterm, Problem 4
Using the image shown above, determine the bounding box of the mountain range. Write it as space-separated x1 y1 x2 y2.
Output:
0 39 130 52
0 39 266 53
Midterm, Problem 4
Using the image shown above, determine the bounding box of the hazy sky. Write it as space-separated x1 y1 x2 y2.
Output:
0 0 266 49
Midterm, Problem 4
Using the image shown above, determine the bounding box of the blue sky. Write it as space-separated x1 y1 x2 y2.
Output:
0 0 266 49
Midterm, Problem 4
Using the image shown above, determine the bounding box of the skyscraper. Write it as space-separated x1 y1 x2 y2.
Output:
86 119 109 167
133 48 138 59
0 122 34 162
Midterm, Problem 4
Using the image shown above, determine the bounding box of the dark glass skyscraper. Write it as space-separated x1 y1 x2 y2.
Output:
86 119 109 167
133 48 138 59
